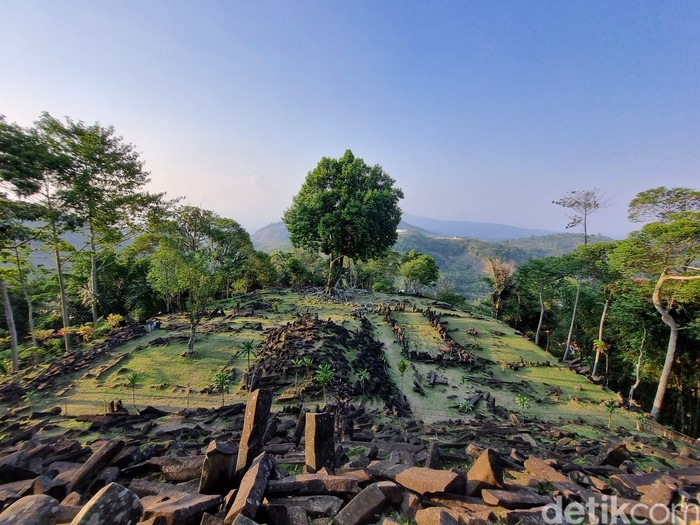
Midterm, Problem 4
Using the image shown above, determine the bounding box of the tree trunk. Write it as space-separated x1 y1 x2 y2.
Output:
13 248 36 346
628 328 645 402
53 225 71 353
326 255 344 293
651 273 679 421
89 227 99 324
562 281 581 362
591 296 610 377
534 286 544 347
187 321 197 358
1 279 19 374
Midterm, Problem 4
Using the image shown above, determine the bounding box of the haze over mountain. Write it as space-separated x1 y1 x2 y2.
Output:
401 213 555 240
251 215 557 252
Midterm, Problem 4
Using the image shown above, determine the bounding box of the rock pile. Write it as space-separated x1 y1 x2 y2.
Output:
0 387 699 524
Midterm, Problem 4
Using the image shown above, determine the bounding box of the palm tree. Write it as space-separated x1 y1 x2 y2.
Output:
397 359 409 397
212 371 232 406
238 340 257 389
126 371 145 412
316 364 335 405
357 368 370 394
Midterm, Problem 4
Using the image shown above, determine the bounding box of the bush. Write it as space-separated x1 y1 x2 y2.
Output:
372 279 395 293
436 290 466 308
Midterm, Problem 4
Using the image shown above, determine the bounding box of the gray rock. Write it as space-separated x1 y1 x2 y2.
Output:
0 494 60 525
70 482 142 525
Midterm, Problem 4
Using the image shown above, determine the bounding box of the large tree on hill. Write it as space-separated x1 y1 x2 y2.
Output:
611 212 700 421
148 206 252 357
283 150 403 292
37 113 160 323
553 188 609 245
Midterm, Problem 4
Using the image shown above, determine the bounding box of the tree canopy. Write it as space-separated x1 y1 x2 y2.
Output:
283 150 403 291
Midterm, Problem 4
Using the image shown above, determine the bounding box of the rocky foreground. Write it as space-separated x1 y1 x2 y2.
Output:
0 387 699 525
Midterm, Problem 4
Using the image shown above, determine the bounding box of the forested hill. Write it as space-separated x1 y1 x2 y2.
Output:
252 221 610 298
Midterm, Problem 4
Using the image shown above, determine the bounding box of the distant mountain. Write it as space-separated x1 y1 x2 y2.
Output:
251 220 436 252
402 213 555 240
251 222 291 252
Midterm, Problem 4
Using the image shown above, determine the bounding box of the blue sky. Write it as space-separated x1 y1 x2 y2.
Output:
1 1 698 237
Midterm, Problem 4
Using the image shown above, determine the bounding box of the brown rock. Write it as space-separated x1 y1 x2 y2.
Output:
374 480 403 504
481 489 552 509
395 467 465 496
0 494 60 525
401 491 421 521
141 491 223 525
414 507 460 525
332 484 387 525
70 482 142 525
235 389 272 483
467 449 504 496
67 439 125 494
225 453 274 524
305 413 335 473
200 440 238 495
266 474 361 496
425 442 441 469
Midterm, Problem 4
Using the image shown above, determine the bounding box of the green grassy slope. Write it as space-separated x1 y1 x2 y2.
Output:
6 289 635 432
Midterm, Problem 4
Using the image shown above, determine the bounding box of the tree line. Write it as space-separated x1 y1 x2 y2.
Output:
493 187 700 429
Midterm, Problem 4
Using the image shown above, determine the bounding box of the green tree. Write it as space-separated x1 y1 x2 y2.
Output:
611 212 700 421
212 370 232 406
37 113 159 323
238 340 257 389
316 363 335 405
126 371 145 412
400 250 439 295
283 150 403 292
484 257 515 319
148 206 251 357
628 187 700 223
397 358 409 396
553 188 609 245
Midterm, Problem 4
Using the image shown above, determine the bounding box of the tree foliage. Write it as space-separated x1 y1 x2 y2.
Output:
400 250 439 295
553 188 609 245
283 150 403 291
628 186 700 223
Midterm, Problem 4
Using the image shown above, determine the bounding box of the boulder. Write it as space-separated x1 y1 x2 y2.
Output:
266 474 361 496
305 413 335 473
481 489 552 509
70 482 142 525
394 467 465 495
0 494 60 525
225 453 274 523
200 440 238 495
467 449 504 496
332 484 387 525
235 390 272 483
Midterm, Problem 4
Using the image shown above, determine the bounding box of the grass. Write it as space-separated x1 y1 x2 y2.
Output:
3 289 642 436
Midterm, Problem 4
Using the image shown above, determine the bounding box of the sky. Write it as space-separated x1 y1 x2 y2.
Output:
1 1 698 238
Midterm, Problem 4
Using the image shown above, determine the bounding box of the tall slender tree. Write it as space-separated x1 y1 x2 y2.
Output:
553 188 609 245
612 212 700 421
37 113 158 323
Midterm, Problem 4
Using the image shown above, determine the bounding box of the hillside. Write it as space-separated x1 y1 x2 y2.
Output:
1 289 696 525
4 289 633 428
